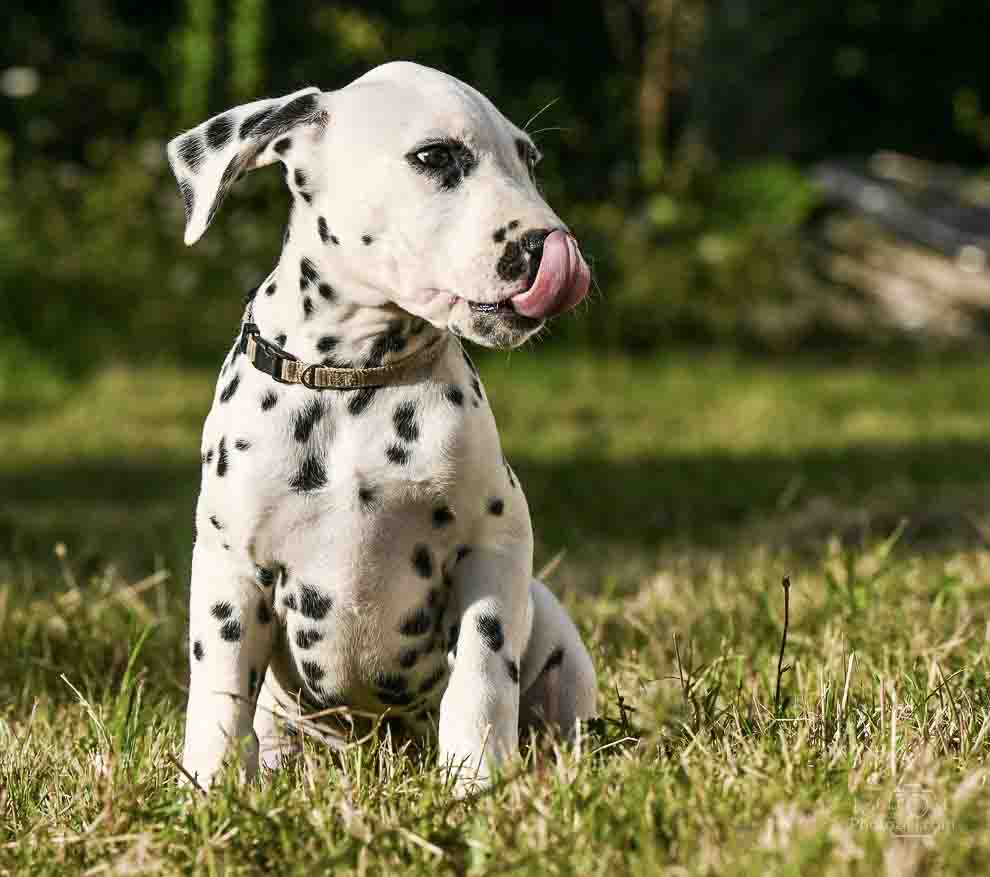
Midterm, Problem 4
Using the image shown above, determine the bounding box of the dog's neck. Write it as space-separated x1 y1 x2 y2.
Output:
248 212 443 370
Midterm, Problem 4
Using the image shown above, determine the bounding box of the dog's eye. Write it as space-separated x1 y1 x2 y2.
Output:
414 146 453 169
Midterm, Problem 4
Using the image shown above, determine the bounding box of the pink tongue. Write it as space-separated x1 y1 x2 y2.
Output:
511 230 590 319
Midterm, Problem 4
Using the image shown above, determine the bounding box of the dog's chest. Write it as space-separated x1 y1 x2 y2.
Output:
195 344 507 714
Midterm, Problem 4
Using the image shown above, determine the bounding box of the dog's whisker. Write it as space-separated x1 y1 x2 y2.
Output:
523 96 561 132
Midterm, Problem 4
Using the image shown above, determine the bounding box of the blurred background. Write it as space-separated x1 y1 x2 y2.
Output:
2 0 990 579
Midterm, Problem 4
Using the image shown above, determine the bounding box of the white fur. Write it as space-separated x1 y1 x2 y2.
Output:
168 62 596 792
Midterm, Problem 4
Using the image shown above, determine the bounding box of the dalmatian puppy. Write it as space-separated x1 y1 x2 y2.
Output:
167 61 596 792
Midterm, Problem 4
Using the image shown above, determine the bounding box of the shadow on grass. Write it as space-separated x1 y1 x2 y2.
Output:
2 438 988 586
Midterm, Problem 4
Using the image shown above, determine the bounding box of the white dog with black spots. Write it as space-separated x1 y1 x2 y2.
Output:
168 61 596 792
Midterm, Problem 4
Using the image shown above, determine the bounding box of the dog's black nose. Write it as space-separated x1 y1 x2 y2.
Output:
521 229 550 286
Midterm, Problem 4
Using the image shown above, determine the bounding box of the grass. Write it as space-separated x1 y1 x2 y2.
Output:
3 348 990 874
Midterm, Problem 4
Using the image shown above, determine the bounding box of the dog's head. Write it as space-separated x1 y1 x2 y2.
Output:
167 62 590 349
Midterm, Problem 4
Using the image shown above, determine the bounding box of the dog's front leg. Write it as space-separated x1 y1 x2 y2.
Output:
181 540 275 788
439 543 532 792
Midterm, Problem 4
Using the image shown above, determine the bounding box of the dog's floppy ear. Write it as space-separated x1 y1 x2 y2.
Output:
167 87 326 245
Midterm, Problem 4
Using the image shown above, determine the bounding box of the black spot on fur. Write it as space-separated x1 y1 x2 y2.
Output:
493 226 507 243
508 220 520 231
318 216 330 243
317 282 336 302
303 296 314 318
400 607 432 637
506 658 520 683
211 601 233 620
347 387 377 416
301 659 325 683
294 168 307 189
419 666 446 695
476 614 504 651
273 136 292 155
209 515 223 530
220 620 242 642
235 439 251 452
290 455 327 492
220 373 240 403
257 599 272 625
432 505 454 527
177 133 206 172
488 498 504 516
386 444 409 465
299 584 332 620
265 282 276 296
275 333 287 348
442 384 464 406
412 545 433 579
317 335 338 354
179 179 195 222
361 234 373 245
193 640 204 661
300 257 319 287
283 593 298 611
256 565 276 587
206 114 234 150
393 402 419 442
399 649 418 669
301 190 313 204
239 106 275 139
296 628 324 649
541 646 565 675
216 437 228 476
293 399 324 443
365 325 407 367
248 666 258 696
261 390 279 411
358 485 378 508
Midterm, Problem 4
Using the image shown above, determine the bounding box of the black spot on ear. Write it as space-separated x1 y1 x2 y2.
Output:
274 136 292 155
541 646 565 675
361 234 373 245
296 628 324 649
257 599 272 625
303 296 314 319
261 391 279 411
220 373 240 403
211 601 234 620
290 455 327 492
493 226 507 243
442 384 464 406
393 402 419 442
256 565 276 587
293 399 325 443
412 545 433 579
299 584 332 620
275 333 288 348
476 614 504 651
254 93 323 141
283 592 298 611
358 484 378 508
179 180 195 222
386 444 409 465
505 658 519 683
220 620 242 642
177 133 206 172
348 387 377 416
192 640 204 661
400 607 432 637
209 515 223 530
239 106 275 139
265 282 277 296
235 439 251 451
432 506 454 527
205 154 243 230
206 114 234 150
216 437 228 476
294 168 307 188
317 335 338 354
301 659 325 683
318 282 336 302
488 498 504 516
399 649 418 669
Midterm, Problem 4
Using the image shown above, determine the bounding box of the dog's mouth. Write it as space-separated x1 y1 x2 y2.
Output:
467 231 591 322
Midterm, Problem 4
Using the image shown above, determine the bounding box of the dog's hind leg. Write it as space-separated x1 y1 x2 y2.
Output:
253 671 302 771
518 578 597 738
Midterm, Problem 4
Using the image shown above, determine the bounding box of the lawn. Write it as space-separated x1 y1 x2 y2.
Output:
2 348 990 874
